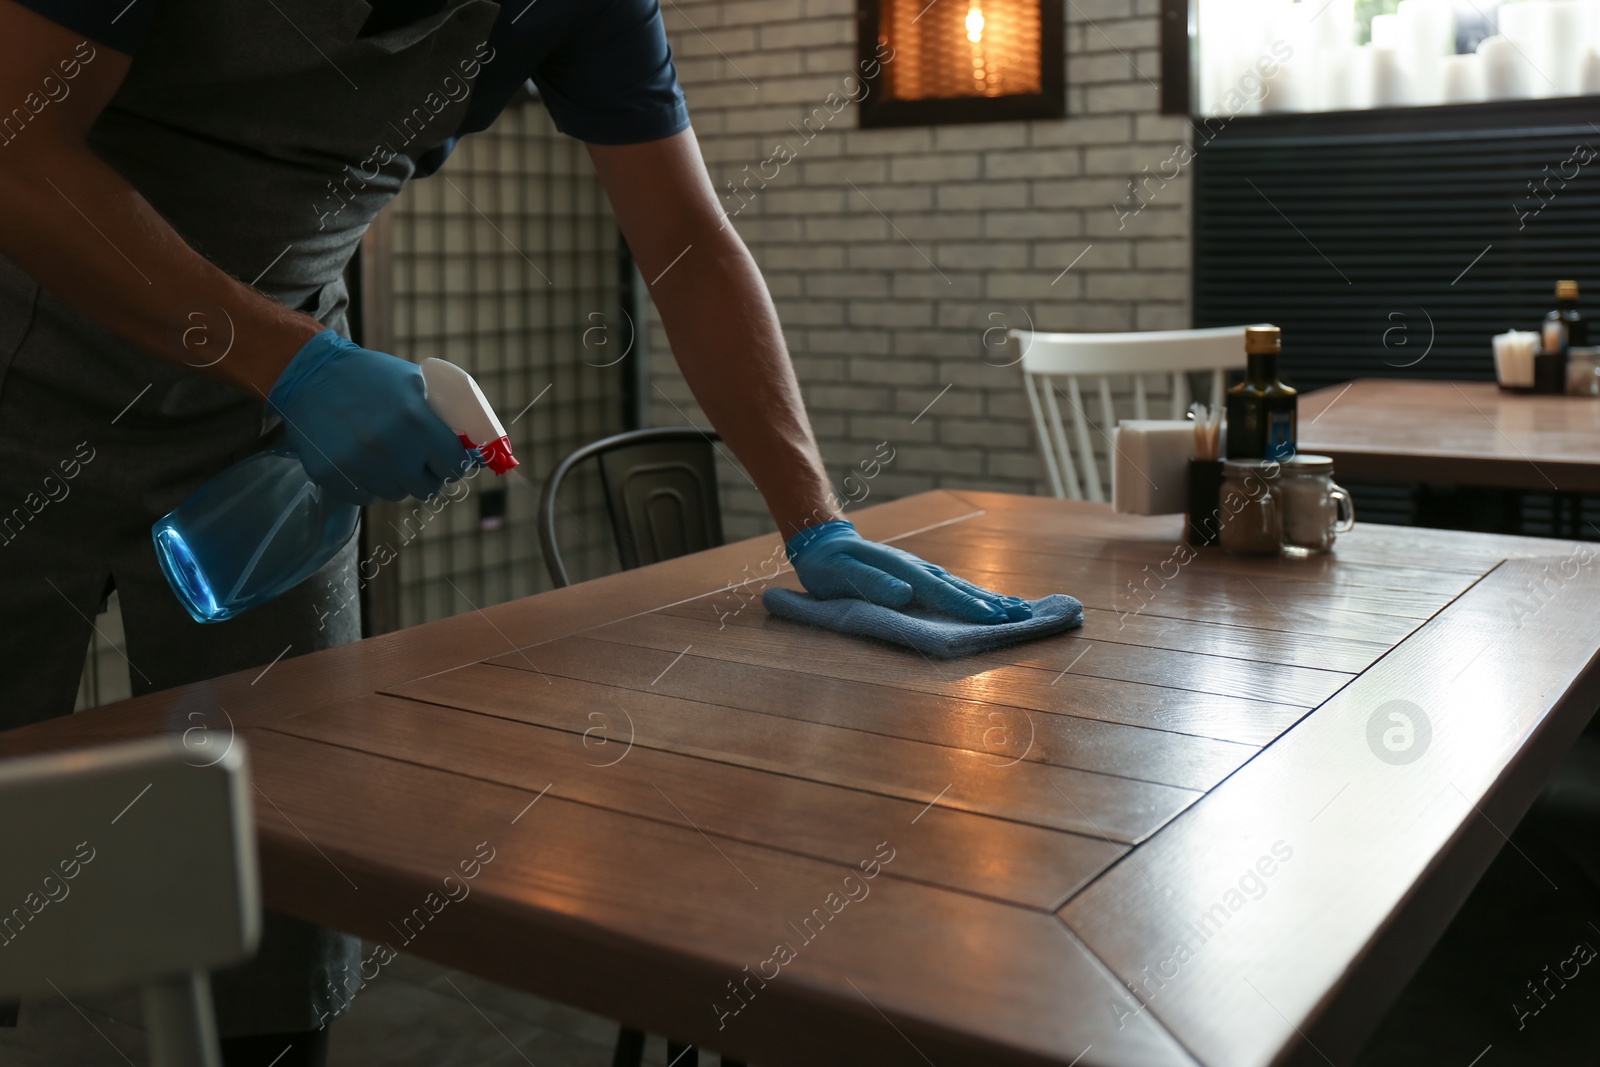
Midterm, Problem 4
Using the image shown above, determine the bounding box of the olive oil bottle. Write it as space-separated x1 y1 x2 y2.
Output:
1224 325 1297 462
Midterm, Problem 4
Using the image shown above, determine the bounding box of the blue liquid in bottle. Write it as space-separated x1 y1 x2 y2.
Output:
153 448 360 623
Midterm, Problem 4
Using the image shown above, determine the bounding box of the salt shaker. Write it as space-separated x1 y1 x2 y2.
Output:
1277 455 1355 555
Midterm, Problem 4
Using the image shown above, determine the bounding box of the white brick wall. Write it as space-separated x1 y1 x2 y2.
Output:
651 0 1193 539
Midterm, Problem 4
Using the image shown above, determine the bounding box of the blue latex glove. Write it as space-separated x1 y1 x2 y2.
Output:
266 330 476 505
786 520 1033 625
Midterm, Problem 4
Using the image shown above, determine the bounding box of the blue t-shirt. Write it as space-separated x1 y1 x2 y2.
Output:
14 0 690 174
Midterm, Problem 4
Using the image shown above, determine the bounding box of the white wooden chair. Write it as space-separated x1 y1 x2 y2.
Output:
1011 326 1249 501
0 735 260 1067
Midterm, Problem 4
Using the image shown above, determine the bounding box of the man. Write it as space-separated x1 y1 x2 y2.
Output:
0 0 1027 1063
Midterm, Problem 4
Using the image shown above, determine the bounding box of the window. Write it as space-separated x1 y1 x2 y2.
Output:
1173 0 1600 117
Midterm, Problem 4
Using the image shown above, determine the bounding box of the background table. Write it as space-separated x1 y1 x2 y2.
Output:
1298 378 1600 492
4 490 1599 1066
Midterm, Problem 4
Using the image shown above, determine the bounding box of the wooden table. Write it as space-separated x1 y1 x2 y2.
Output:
1298 378 1600 491
4 490 1600 1067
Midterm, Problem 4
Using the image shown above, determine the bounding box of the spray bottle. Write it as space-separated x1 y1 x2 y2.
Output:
153 358 518 623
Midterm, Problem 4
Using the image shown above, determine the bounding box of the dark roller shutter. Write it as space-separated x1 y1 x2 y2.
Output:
1193 97 1600 390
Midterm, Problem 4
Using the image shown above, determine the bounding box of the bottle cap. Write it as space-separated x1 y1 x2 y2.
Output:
1558 280 1579 300
1244 324 1281 355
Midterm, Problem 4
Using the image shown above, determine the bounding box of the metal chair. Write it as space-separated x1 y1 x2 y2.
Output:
538 426 727 588
0 735 260 1067
1011 326 1249 501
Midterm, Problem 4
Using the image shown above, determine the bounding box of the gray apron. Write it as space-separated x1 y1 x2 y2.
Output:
0 0 501 1036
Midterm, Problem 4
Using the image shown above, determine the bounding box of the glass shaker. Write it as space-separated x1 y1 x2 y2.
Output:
1278 455 1354 555
1218 460 1282 556
1566 346 1600 396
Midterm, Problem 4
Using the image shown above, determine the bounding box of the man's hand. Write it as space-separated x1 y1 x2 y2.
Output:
788 521 1034 624
267 332 476 504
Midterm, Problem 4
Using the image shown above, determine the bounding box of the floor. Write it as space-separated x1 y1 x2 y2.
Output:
1354 738 1600 1067
0 948 679 1067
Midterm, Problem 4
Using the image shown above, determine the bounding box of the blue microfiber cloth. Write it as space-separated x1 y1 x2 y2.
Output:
761 589 1085 659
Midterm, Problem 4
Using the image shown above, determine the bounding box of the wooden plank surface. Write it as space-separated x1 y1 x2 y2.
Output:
452 631 1260 789
1298 379 1600 490
907 519 1489 595
6 490 1599 1067
1060 556 1600 1067
242 728 1199 1067
890 539 1455 621
625 599 1350 713
264 692 1123 910
392 660 1202 843
519 611 1314 747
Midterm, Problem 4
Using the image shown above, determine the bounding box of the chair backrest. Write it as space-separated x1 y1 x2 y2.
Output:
1011 326 1249 501
0 735 259 1067
538 427 726 588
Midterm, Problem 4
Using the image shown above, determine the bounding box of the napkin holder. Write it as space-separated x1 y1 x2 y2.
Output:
1112 421 1195 515
1493 330 1537 392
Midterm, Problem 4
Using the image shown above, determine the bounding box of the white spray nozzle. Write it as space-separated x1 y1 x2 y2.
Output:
420 358 518 475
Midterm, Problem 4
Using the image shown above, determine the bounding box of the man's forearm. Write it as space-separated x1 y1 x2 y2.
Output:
647 234 841 541
0 141 319 397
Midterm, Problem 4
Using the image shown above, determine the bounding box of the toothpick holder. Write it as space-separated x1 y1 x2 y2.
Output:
1534 350 1569 395
1185 459 1225 547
